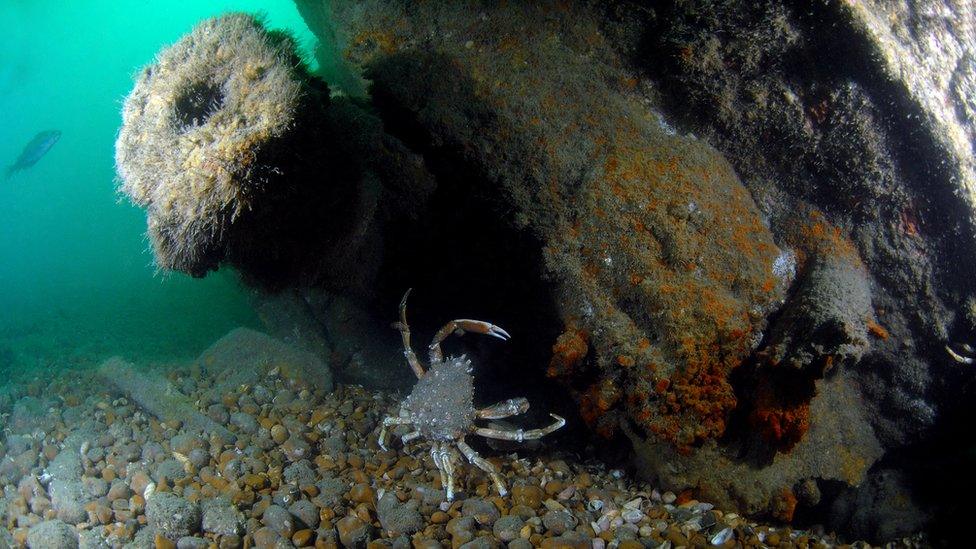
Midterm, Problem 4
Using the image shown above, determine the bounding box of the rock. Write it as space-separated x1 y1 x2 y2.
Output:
97 357 235 444
288 499 320 530
283 460 317 487
491 515 524 542
47 449 82 481
26 519 78 549
170 433 203 456
77 529 109 549
176 537 209 549
376 492 423 535
6 434 32 455
281 436 311 462
291 1 966 536
48 480 87 524
146 492 201 539
460 498 500 527
187 448 209 469
197 328 334 395
10 396 55 435
458 538 499 549
510 485 544 510
202 499 243 536
318 0 787 451
251 527 283 548
541 510 576 535
314 477 347 508
335 515 372 548
154 458 188 482
82 477 108 499
828 468 929 543
230 412 258 435
262 504 295 538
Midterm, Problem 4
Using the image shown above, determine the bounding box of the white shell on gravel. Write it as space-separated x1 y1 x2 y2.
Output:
623 497 643 510
622 508 644 523
710 527 733 545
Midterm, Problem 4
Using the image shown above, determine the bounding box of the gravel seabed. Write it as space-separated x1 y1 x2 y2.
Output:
0 366 926 548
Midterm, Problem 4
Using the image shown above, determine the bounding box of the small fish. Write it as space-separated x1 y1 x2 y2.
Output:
5 129 61 179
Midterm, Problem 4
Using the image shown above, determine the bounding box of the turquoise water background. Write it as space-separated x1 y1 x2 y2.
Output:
0 1 316 375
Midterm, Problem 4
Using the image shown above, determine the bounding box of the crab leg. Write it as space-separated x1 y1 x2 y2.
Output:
429 319 511 363
393 289 426 379
458 439 508 497
475 414 566 442
431 443 456 501
401 430 421 445
378 416 412 451
441 443 457 501
476 397 530 419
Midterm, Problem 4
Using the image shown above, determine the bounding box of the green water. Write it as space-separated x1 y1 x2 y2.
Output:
0 1 316 375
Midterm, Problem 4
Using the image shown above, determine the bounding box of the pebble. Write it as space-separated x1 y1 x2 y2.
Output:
27 519 78 549
462 498 501 526
270 424 288 444
492 515 525 542
177 536 209 549
541 510 577 535
336 515 371 547
511 485 545 509
376 492 423 535
145 492 200 539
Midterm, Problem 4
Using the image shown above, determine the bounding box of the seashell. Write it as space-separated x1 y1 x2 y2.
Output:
710 527 733 546
587 499 604 512
623 498 643 510
144 481 156 501
622 509 644 523
591 538 605 549
590 521 602 535
557 485 576 500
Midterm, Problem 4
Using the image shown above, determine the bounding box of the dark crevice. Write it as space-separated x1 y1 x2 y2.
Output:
174 80 224 132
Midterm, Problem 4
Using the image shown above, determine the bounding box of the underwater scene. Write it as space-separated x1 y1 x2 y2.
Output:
1 1 974 547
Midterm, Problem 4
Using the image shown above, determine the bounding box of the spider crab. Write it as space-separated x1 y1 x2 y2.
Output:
378 290 566 500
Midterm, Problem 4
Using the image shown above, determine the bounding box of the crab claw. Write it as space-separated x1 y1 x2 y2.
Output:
454 320 510 341
485 324 511 341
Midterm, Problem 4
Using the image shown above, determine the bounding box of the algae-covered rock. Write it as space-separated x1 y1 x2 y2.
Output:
26 519 78 549
293 0 909 530
116 13 433 292
195 327 333 393
311 0 788 451
98 357 236 443
146 492 201 540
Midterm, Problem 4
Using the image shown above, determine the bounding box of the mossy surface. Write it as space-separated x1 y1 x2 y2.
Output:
316 1 787 450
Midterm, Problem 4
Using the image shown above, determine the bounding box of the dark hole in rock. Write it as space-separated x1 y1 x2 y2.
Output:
174 80 224 132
